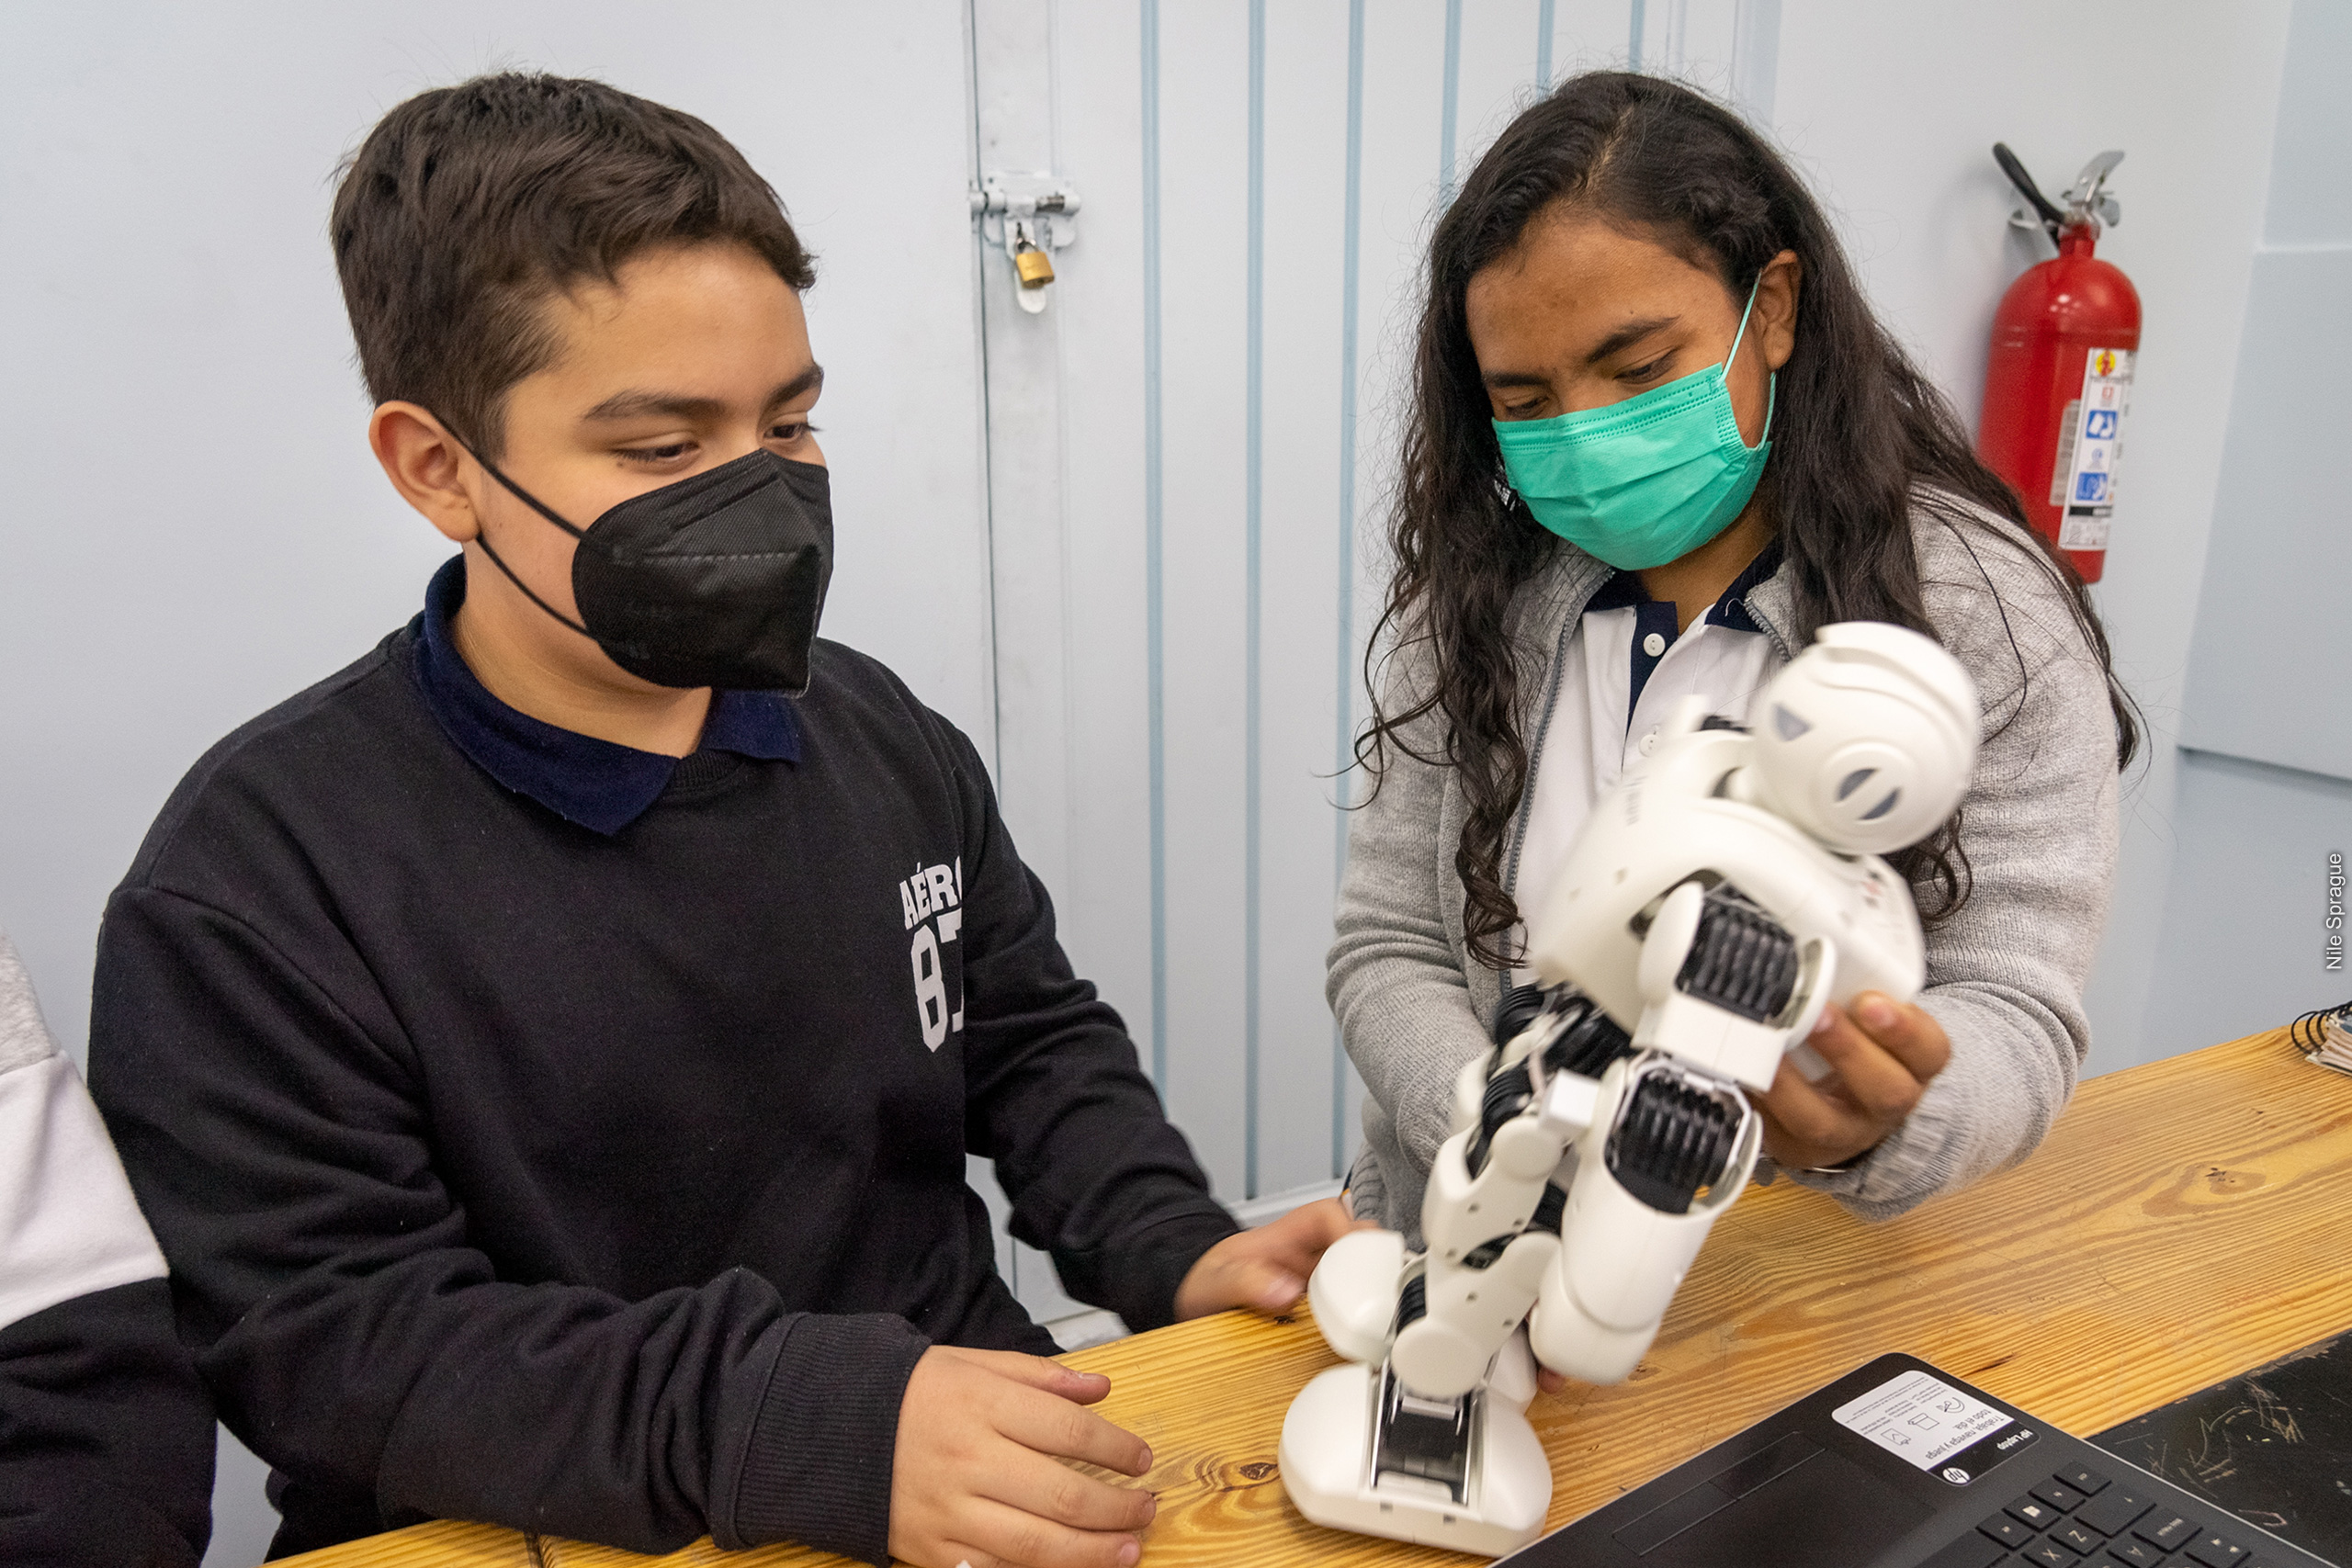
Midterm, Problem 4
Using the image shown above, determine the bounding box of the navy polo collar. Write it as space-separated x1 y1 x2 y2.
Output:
408 556 800 835
1583 538 1784 723
1583 537 1783 629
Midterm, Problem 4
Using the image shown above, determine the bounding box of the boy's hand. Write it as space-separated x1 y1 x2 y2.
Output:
1172 1197 1371 1321
1751 992 1950 1171
888 1347 1155 1568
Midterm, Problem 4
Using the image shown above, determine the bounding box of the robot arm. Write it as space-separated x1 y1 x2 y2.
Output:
1283 623 1978 1557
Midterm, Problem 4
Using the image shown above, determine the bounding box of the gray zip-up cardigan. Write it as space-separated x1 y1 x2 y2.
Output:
1331 499 2121 1241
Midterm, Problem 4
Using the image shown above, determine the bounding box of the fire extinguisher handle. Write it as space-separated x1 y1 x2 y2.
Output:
1993 142 2066 240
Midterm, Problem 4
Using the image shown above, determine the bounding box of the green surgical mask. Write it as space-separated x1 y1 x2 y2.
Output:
1493 278 1775 570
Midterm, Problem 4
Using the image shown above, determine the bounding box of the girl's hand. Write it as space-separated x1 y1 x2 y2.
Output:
1751 993 1950 1171
1172 1198 1373 1320
1534 999 1945 1402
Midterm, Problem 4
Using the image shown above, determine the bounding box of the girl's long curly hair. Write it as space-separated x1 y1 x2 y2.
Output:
1358 71 2137 972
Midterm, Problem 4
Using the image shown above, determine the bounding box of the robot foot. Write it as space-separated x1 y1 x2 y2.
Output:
1278 1360 1551 1558
1527 1285 1655 1386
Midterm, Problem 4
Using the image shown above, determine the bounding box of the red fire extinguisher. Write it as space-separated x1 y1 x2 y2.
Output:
1977 145 2140 583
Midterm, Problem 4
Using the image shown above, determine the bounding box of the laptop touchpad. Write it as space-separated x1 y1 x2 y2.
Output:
1648 1448 1928 1568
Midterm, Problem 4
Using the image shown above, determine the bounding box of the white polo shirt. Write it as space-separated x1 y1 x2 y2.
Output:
1510 547 1787 983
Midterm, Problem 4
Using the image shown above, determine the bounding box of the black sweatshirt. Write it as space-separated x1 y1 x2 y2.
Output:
88 560 1238 1562
0 1283 214 1567
0 934 214 1568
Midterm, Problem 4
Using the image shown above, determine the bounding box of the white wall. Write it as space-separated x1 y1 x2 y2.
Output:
0 0 993 1069
2151 0 2352 1053
1763 0 2295 1074
0 6 987 1564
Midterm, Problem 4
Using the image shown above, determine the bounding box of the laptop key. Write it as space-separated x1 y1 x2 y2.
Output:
2034 1480 2089 1512
2133 1512 2200 1552
2185 1534 2248 1566
2050 1522 2102 1554
1922 1530 2012 1568
2024 1540 2080 1565
2060 1463 2112 1496
2077 1490 2156 1537
1982 1515 2037 1548
2104 1540 2163 1566
2008 1496 2065 1530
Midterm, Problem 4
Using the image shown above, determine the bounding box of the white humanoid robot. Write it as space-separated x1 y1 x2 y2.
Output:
1280 622 1980 1556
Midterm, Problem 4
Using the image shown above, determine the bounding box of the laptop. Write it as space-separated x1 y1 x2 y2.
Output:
1500 1352 2335 1568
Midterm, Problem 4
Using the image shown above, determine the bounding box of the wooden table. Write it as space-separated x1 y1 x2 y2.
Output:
286 1027 2352 1566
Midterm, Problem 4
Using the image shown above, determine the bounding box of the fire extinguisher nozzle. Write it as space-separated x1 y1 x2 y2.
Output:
1993 142 2067 242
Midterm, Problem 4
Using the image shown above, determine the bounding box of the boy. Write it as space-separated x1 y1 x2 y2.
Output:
89 73 1351 1568
0 931 213 1566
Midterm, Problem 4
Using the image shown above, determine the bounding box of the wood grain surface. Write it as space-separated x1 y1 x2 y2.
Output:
284 1027 2352 1567
275 1519 531 1565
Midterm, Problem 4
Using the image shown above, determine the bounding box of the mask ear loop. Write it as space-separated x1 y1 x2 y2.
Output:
441 425 600 640
1724 275 1778 452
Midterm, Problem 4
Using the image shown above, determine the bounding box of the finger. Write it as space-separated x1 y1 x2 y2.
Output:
1231 1258 1307 1314
958 1496 1143 1568
965 1349 1114 1405
1265 1197 1377 1273
1823 1045 1927 1122
998 1384 1155 1476
978 1446 1158 1533
1289 1196 1365 1244
938 1541 1010 1568
1802 1009 1928 1122
1177 1243 1302 1316
1754 1055 1871 1150
1847 992 1951 1081
1250 1200 1356 1275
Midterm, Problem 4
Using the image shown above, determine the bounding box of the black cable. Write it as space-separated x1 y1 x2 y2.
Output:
2290 999 2352 1051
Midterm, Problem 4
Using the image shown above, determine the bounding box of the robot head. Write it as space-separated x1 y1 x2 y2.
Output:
1748 622 1977 856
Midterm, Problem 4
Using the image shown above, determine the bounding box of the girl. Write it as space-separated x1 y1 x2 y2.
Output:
1333 72 2132 1242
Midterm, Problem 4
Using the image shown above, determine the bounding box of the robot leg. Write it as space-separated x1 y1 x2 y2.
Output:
1529 1053 1762 1384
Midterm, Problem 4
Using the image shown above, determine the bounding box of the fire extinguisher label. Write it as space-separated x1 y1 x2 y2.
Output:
2054 347 2132 551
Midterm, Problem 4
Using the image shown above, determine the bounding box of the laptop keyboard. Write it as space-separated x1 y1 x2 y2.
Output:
1920 1461 2284 1568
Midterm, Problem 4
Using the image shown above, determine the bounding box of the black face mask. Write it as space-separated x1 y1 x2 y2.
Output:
467 446 833 694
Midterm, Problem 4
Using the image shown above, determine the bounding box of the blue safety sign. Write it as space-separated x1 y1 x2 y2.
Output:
2054 346 2132 552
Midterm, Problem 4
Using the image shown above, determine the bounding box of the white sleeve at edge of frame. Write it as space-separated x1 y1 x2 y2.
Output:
0 933 168 1337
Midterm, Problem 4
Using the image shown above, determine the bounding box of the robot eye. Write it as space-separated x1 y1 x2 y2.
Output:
1860 788 1902 822
1836 767 1876 801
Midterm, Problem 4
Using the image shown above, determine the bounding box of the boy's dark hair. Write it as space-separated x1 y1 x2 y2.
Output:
331 73 815 459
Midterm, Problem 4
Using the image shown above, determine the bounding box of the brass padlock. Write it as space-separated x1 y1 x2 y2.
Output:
1013 243 1056 289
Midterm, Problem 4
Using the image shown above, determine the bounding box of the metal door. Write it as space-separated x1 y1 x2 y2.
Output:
962 0 1781 1329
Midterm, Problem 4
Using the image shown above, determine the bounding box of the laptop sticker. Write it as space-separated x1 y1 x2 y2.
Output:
1833 1369 2036 1484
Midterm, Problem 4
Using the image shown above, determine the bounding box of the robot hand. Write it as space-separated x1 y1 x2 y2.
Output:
1280 623 1977 1557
